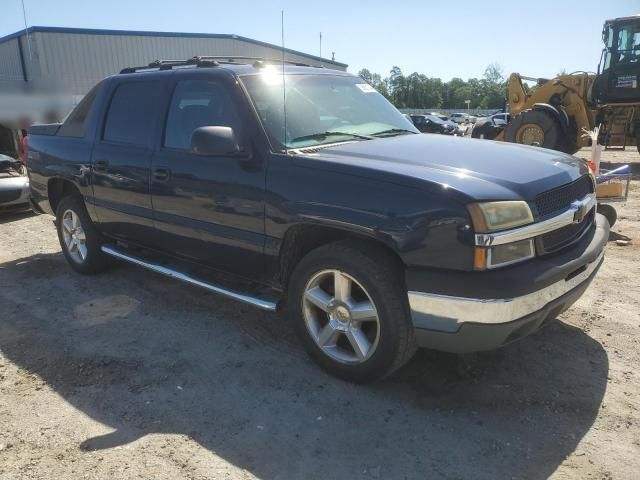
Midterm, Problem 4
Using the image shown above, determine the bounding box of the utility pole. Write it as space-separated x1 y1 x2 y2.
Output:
319 32 322 58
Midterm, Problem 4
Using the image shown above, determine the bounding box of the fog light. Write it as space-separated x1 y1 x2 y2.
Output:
487 239 535 269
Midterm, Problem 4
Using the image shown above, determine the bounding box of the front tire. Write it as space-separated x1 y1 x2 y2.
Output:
56 195 109 274
504 109 570 153
287 241 416 383
597 203 617 227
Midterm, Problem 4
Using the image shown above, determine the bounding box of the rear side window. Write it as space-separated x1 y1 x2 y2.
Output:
164 80 243 150
103 81 163 146
57 83 102 138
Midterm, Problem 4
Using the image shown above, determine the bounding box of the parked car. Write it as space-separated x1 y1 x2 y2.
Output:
449 112 470 123
28 58 608 383
427 112 449 121
472 113 512 140
409 114 456 134
490 113 511 123
0 154 30 213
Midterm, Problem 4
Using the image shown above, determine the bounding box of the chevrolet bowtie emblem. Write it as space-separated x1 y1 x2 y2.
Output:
571 199 589 224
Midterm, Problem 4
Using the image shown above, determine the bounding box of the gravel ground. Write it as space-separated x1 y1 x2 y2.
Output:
0 147 639 479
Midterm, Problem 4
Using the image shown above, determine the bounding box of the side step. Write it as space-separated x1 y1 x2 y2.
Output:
101 244 277 312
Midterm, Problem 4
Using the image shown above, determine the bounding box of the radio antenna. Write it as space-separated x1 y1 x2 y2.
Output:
281 10 288 153
21 0 33 61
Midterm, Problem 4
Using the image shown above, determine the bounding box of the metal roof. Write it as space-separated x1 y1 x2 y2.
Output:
0 26 348 68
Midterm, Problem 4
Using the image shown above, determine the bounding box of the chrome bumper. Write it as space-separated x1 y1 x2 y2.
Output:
408 247 605 333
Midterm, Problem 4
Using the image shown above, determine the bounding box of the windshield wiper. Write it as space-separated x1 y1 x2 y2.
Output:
371 128 417 137
290 131 374 143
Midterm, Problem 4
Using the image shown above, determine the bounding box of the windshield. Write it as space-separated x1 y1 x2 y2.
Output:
241 70 418 150
605 22 640 69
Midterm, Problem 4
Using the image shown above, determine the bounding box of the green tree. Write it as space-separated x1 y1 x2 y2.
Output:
484 63 504 84
357 63 508 110
358 68 390 99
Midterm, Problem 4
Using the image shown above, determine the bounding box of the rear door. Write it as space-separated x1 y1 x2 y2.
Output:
150 72 267 280
91 78 166 243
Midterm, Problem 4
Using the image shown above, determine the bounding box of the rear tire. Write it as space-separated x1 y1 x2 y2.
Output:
505 109 569 152
287 240 416 383
55 195 109 274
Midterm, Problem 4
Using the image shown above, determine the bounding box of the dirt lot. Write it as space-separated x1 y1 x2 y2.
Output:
1 148 639 479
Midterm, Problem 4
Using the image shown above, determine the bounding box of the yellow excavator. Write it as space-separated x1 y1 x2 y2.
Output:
498 15 640 154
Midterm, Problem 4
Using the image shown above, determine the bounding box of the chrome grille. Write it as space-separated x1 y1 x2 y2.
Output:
533 175 593 219
537 209 595 254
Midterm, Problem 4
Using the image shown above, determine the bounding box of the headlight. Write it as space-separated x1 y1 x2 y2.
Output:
468 201 535 270
467 201 533 232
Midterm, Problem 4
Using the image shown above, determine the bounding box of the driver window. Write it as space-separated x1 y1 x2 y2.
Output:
164 80 242 150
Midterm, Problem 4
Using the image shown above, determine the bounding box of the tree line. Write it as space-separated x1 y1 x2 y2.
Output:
358 63 508 110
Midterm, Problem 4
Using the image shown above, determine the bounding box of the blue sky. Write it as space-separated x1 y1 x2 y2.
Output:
2 1 638 81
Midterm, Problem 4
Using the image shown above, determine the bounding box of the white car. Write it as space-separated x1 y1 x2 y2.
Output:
450 113 470 123
0 154 30 213
490 113 511 123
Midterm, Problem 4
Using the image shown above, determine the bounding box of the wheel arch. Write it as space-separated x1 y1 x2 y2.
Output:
276 223 405 292
47 177 82 215
532 103 570 134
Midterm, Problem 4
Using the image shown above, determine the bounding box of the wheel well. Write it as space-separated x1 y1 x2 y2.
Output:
278 224 404 290
48 178 81 214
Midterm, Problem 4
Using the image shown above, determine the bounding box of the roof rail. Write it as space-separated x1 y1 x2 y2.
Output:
119 56 217 74
119 55 316 74
195 56 312 67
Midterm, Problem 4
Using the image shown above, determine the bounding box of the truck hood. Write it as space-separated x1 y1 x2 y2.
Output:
304 134 588 202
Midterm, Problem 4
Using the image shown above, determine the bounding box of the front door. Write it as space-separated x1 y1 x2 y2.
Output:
91 79 165 243
150 75 267 281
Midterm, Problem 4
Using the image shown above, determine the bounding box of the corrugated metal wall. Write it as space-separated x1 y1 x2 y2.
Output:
0 38 25 91
1 31 345 96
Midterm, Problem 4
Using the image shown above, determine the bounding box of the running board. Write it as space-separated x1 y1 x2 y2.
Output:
100 244 277 312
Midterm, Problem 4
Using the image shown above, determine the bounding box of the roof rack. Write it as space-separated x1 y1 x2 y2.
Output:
197 56 313 67
119 55 315 74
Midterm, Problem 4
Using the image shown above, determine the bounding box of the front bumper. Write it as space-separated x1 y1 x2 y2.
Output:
408 213 608 353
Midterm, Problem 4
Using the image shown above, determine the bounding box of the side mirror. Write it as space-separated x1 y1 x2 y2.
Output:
190 126 245 157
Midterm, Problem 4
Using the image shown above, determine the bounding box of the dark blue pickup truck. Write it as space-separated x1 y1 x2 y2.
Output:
27 57 608 382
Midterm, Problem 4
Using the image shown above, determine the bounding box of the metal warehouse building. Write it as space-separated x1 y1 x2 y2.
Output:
0 26 347 122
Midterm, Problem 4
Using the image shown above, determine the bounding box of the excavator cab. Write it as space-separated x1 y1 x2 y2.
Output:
592 16 640 104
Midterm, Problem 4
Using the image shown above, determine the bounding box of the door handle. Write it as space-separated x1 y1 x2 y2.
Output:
153 168 170 181
94 159 108 171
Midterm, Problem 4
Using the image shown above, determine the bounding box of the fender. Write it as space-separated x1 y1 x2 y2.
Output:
532 103 570 135
533 103 578 152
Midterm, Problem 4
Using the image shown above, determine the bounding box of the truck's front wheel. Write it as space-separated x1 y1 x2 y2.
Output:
56 195 109 274
287 241 416 383
505 109 569 153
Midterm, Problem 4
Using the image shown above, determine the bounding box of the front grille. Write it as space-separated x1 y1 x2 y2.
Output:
533 175 593 219
537 209 595 254
0 189 22 203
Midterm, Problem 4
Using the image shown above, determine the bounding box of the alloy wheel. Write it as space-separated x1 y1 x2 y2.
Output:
302 269 380 364
61 209 88 264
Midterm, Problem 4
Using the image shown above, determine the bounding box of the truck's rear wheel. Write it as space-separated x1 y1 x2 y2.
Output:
505 109 568 153
287 241 416 383
56 195 109 274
